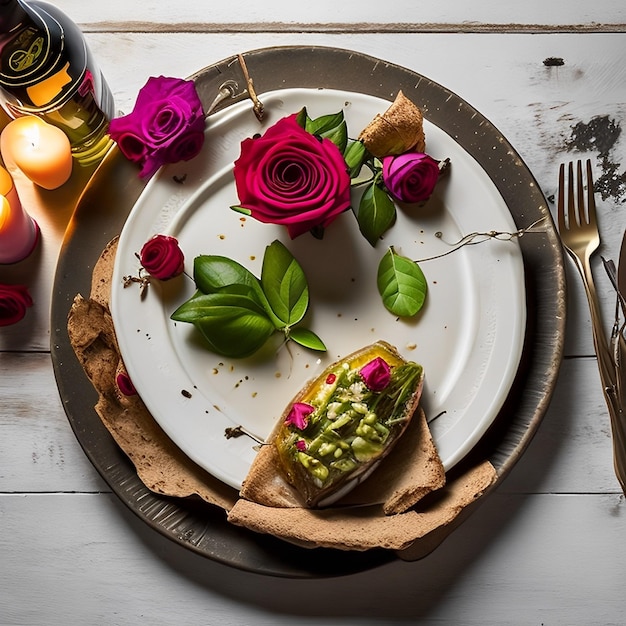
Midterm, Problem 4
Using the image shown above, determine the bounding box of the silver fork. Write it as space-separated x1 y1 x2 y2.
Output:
558 159 626 495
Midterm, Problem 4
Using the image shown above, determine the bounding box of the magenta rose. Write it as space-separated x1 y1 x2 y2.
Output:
109 76 205 178
233 114 351 238
140 235 184 280
285 402 315 430
382 152 440 204
0 283 33 327
360 357 391 391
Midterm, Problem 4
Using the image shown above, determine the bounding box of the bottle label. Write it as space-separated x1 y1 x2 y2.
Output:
10 31 45 70
0 14 63 88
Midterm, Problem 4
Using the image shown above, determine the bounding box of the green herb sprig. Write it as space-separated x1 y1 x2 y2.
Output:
296 107 396 247
297 108 428 319
170 240 326 358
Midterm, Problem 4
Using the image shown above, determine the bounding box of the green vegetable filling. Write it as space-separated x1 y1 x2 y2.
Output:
285 361 422 485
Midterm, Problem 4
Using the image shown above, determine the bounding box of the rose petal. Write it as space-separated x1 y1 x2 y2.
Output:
115 131 150 162
140 234 185 280
360 357 391 391
109 76 205 178
165 130 205 164
285 402 315 430
382 153 439 204
233 113 351 239
0 284 33 327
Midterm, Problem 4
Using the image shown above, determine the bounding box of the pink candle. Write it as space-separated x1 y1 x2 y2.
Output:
0 166 40 264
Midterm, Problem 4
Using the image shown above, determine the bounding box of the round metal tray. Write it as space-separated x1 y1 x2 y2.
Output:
50 45 565 578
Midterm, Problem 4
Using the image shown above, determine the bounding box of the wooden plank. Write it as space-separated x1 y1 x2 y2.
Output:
1 491 625 623
49 0 626 32
0 353 106 492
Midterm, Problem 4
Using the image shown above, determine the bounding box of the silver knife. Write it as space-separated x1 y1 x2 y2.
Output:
617 229 626 317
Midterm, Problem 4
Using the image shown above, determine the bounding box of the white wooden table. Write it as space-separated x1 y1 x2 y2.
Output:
2 2 626 623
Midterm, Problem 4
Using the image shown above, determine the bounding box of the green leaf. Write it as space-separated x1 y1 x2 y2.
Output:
288 326 327 351
170 291 275 358
193 255 259 294
295 107 308 128
301 110 348 153
357 180 397 246
261 240 309 326
305 111 344 136
194 312 275 359
230 205 251 216
170 240 326 358
377 247 428 317
170 290 268 323
321 121 348 153
344 140 368 178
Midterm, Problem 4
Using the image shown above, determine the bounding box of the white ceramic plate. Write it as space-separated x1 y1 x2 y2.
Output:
111 88 526 489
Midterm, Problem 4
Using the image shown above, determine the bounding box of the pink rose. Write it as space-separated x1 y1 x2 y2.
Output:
382 153 440 204
109 76 205 178
140 235 184 280
0 283 33 327
360 357 391 391
233 114 351 239
285 402 315 430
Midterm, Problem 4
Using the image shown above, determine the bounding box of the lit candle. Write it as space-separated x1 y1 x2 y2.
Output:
0 166 39 264
1 116 72 190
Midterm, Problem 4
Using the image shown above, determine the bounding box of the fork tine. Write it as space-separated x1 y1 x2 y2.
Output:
586 158 597 229
568 161 577 226
557 162 566 231
576 160 586 225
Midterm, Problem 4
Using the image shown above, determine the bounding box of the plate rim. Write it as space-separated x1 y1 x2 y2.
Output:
50 44 566 577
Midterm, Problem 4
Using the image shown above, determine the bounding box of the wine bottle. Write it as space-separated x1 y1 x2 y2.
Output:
0 0 115 166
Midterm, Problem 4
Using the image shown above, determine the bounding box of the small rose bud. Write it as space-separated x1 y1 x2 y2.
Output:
140 234 184 280
382 152 440 204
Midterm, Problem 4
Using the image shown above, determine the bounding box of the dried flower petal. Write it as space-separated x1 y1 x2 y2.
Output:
360 357 391 391
285 402 315 430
